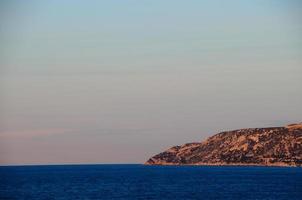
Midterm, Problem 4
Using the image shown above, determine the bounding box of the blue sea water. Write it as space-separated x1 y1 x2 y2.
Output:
0 164 301 200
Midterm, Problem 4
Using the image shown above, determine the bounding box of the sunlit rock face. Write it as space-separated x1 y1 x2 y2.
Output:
145 123 302 167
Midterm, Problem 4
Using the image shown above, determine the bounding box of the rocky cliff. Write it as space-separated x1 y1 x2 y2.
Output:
145 123 302 167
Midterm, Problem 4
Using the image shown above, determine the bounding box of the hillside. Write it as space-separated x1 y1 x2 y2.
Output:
145 123 302 167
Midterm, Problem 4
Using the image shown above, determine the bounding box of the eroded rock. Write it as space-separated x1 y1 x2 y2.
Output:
145 123 302 167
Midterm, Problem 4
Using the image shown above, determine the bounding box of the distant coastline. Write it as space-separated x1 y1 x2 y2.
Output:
145 123 302 167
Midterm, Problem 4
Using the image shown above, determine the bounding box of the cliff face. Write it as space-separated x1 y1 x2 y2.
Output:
145 123 302 167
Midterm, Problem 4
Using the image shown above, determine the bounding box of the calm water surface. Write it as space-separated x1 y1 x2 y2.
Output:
0 164 301 200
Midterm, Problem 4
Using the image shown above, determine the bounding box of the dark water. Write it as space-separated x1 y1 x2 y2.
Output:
0 164 301 200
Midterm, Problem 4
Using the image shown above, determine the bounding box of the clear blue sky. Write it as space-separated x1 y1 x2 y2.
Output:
1 0 302 165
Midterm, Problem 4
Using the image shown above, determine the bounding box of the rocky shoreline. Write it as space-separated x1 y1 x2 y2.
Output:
145 123 302 167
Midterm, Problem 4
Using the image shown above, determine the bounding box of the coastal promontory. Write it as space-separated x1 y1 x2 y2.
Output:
145 123 302 167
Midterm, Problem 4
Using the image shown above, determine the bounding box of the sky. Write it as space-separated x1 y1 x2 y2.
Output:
0 0 302 165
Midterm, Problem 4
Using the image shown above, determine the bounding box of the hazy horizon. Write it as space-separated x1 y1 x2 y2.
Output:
1 0 302 165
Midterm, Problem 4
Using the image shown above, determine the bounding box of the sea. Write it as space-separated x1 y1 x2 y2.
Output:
0 164 301 200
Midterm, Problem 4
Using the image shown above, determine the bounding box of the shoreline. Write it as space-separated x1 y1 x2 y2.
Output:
144 163 301 167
